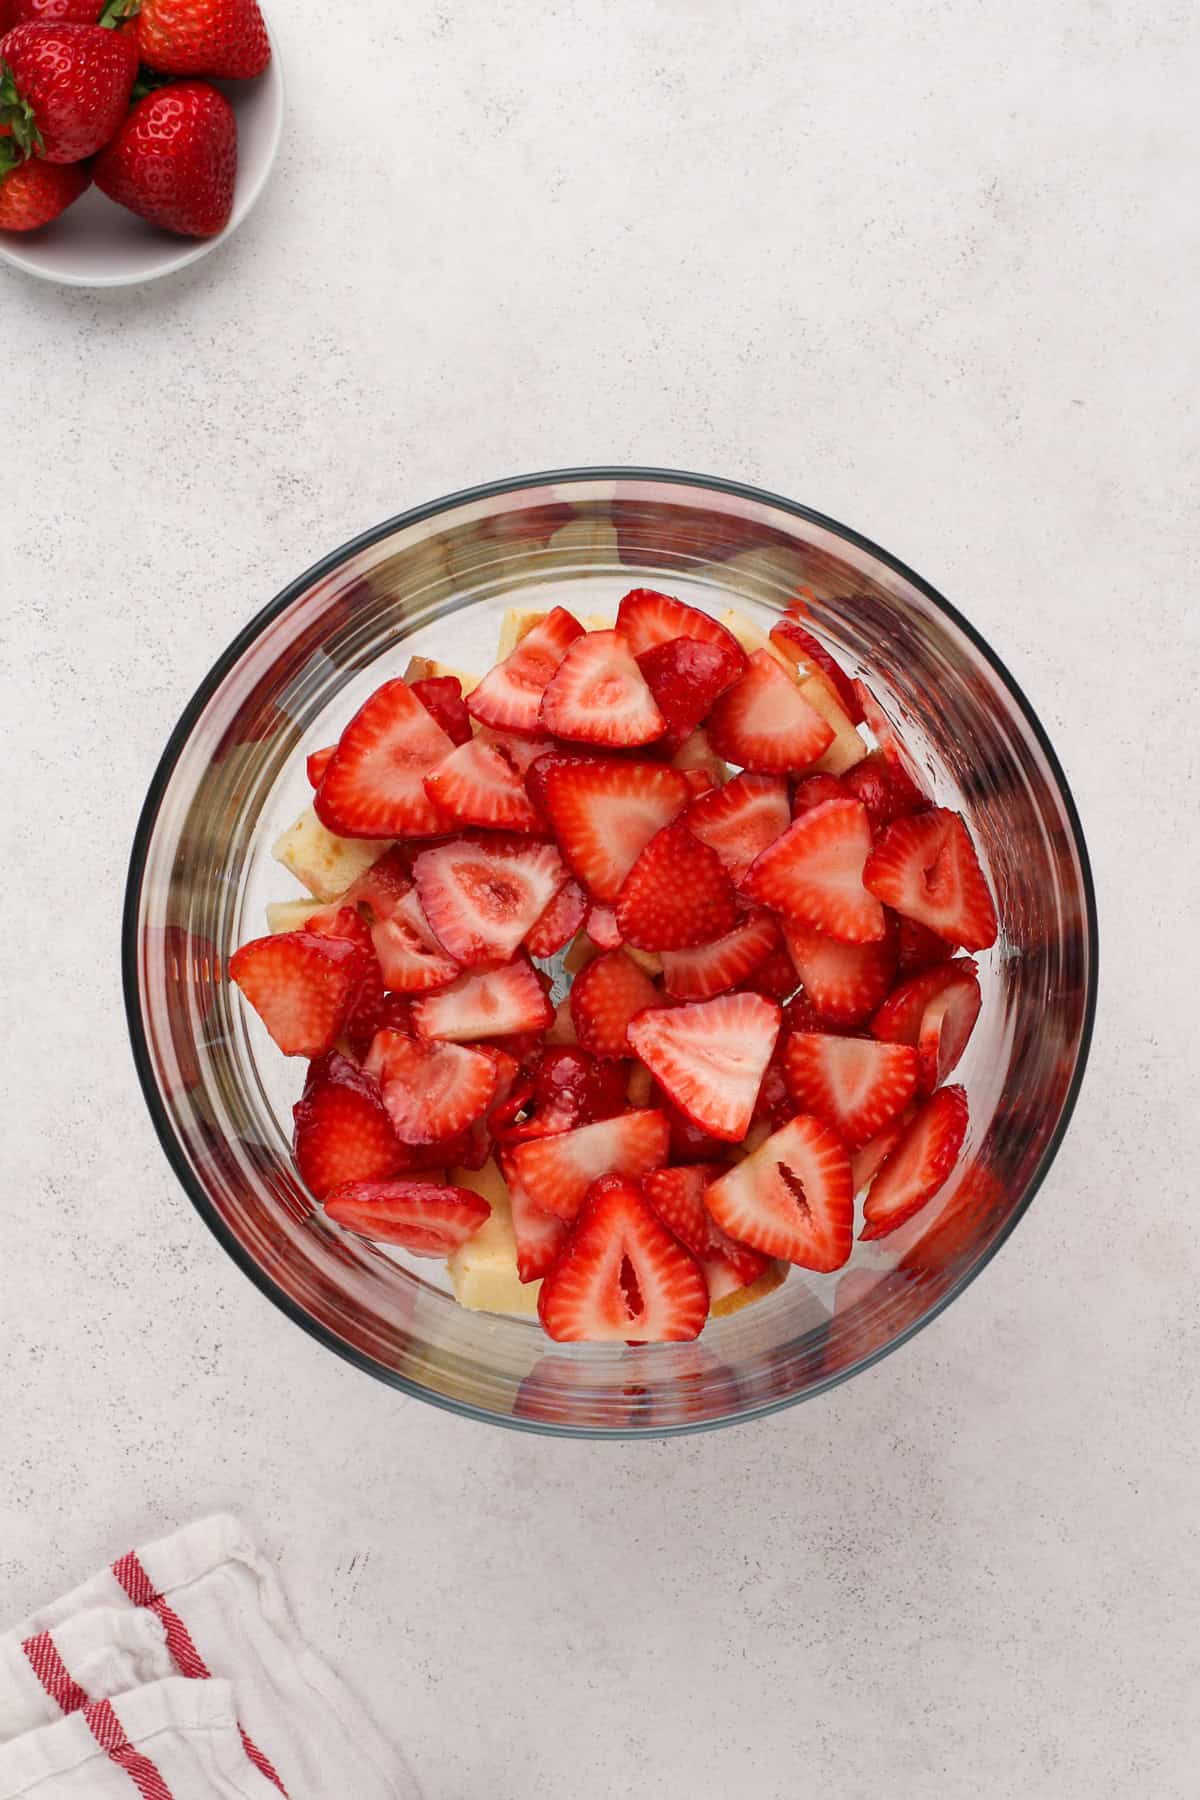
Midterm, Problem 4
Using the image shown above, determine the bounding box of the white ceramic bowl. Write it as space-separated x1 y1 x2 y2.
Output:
0 14 283 289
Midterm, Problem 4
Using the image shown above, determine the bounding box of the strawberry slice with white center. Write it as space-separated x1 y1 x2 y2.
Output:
660 909 780 1000
615 820 739 951
292 1052 406 1198
706 1114 853 1270
782 1032 919 1149
538 628 666 747
364 1028 500 1145
370 887 461 993
861 1085 969 1239
466 607 583 734
324 1178 491 1256
743 796 886 943
615 587 747 661
537 1173 709 1343
424 730 551 832
871 957 982 1094
627 991 782 1142
781 918 898 1025
636 635 745 748
533 756 691 901
314 678 457 838
498 1150 569 1283
524 877 587 957
768 617 863 722
508 1108 670 1222
864 807 998 950
644 1164 770 1302
686 770 791 886
570 948 666 1060
413 834 567 966
230 930 368 1058
706 650 835 773
411 955 553 1042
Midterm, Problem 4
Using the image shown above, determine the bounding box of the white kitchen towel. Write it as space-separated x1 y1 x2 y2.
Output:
0 1609 170 1744
3 1515 416 1800
0 1679 281 1798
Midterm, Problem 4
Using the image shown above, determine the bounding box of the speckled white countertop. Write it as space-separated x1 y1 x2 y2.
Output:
2 3 1196 1795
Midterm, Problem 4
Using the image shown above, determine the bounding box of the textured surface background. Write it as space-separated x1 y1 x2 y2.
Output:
2 2 1196 1795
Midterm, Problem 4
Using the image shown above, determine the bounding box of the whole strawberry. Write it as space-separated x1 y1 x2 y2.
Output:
121 0 270 80
0 22 137 161
9 1 103 24
0 139 89 224
94 79 235 236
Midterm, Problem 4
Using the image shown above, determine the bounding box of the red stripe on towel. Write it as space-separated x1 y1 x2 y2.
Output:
111 1551 288 1796
21 1631 90 1716
84 1698 177 1800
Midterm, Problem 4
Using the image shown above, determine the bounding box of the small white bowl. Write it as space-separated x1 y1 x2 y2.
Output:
0 13 283 289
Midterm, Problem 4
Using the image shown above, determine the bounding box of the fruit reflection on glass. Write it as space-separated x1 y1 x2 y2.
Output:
228 587 998 1347
0 0 268 236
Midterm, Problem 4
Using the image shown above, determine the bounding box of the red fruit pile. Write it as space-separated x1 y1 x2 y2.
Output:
0 0 269 238
232 591 998 1344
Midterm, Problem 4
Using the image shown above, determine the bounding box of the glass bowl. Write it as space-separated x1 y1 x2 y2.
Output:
123 469 1097 1436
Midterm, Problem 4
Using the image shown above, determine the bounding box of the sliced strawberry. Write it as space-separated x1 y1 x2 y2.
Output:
571 948 665 1060
533 756 690 901
409 675 473 746
314 678 457 838
302 905 386 1045
781 918 897 1025
342 847 412 922
861 1085 968 1239
538 628 666 747
864 808 998 950
897 915 956 977
792 773 849 813
525 877 587 957
411 955 553 1042
706 1115 853 1270
627 991 782 1143
852 681 931 811
461 1047 524 1170
615 820 739 951
370 887 461 993
230 931 367 1058
508 1108 670 1222
653 1084 733 1163
743 796 885 942
707 651 835 773
686 771 790 883
850 1106 916 1194
537 1173 709 1343
466 607 584 734
782 1033 919 1149
616 587 747 662
324 1178 490 1256
871 958 982 1097
741 942 801 1003
643 1164 770 1302
364 1028 499 1145
413 834 566 965
768 617 863 722
841 750 926 832
585 902 624 949
636 635 744 747
494 1045 627 1141
424 730 548 832
499 1152 570 1282
292 1052 406 1198
306 745 336 789
660 909 780 1000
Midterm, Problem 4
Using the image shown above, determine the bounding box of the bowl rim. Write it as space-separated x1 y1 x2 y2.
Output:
0 11 284 290
121 466 1099 1437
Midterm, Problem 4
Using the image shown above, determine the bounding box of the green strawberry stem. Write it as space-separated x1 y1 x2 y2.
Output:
99 0 140 26
0 138 24 180
131 65 175 101
0 64 43 162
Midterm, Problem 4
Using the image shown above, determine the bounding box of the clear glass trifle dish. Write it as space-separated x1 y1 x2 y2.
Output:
123 469 1097 1435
